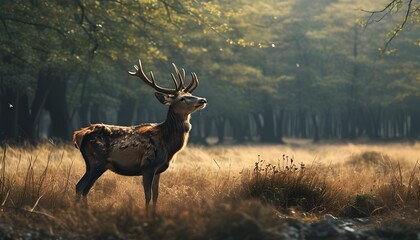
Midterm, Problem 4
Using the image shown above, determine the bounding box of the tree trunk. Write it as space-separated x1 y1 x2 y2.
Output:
299 110 307 138
117 96 136 126
78 104 90 127
0 68 53 144
0 93 12 141
230 116 245 143
44 72 70 140
311 113 320 143
203 116 212 143
189 115 207 144
322 109 332 139
275 109 285 144
90 104 106 124
260 104 277 143
1 88 24 141
214 116 226 144
341 112 350 139
409 110 420 140
27 68 54 142
253 113 263 140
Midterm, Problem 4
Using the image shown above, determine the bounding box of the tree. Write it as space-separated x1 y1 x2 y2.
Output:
1 0 419 144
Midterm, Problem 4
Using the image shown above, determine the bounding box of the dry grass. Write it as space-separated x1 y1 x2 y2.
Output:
0 140 419 238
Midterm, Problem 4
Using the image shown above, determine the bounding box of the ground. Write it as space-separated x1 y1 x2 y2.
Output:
0 139 419 239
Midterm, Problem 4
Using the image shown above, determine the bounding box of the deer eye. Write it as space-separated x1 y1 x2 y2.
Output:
180 98 185 102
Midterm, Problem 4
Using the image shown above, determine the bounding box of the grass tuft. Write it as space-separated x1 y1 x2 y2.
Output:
240 155 347 214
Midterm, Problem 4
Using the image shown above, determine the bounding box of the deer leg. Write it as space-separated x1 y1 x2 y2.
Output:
152 173 160 214
76 155 92 204
142 170 155 216
81 165 106 197
75 171 90 201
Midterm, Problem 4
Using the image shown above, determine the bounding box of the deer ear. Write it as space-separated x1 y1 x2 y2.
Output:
155 92 171 105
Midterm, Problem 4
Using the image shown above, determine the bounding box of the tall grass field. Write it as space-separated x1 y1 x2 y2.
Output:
0 140 419 239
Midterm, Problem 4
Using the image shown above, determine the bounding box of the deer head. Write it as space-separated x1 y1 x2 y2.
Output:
128 60 207 116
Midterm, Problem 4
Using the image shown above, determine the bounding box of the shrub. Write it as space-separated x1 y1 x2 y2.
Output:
240 155 345 213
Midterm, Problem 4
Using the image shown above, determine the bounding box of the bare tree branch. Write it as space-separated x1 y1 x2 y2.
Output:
383 0 414 51
2 17 67 37
362 0 419 52
361 0 396 26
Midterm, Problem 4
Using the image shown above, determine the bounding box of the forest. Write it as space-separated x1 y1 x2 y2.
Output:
1 0 420 145
1 2 420 239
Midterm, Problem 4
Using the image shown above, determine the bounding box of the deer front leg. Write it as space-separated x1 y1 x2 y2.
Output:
152 173 160 214
142 170 155 216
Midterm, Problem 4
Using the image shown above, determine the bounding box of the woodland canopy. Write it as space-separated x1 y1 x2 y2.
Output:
1 0 419 144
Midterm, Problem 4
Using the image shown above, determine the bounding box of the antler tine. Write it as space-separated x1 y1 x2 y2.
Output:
172 63 186 89
149 71 156 84
128 59 178 94
170 73 180 91
185 72 199 93
182 68 186 85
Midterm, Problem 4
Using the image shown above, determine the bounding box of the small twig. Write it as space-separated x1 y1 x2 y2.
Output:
371 206 386 215
1 190 9 206
362 7 393 27
213 158 221 170
30 194 44 212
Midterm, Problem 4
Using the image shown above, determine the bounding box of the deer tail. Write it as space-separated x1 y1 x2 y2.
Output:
73 125 98 149
73 128 88 149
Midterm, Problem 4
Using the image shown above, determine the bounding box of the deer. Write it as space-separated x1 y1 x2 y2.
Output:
73 59 207 215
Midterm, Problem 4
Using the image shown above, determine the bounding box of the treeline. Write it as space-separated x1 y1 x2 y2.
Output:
1 0 419 145
187 107 420 144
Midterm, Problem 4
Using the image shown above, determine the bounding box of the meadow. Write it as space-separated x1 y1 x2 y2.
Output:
0 140 419 239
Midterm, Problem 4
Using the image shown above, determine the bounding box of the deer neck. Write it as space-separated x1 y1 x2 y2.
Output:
160 107 191 158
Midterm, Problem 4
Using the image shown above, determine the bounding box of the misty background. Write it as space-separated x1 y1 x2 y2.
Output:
1 0 419 145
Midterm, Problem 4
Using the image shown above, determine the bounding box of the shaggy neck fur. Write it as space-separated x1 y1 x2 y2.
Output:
159 106 191 159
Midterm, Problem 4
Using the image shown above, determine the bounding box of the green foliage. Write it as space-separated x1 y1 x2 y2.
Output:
1 0 420 141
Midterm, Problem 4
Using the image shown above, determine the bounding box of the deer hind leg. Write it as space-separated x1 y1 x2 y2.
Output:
75 164 106 207
76 150 91 202
76 170 89 201
81 165 106 196
76 142 107 204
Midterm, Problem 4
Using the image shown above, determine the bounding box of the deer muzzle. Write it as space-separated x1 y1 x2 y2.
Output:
196 98 207 109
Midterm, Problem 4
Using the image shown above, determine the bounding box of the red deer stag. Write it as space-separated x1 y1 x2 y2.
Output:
73 60 207 215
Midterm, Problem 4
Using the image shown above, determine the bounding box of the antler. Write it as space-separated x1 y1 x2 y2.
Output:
171 63 199 93
172 63 198 93
185 72 199 93
129 60 180 94
128 60 199 94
